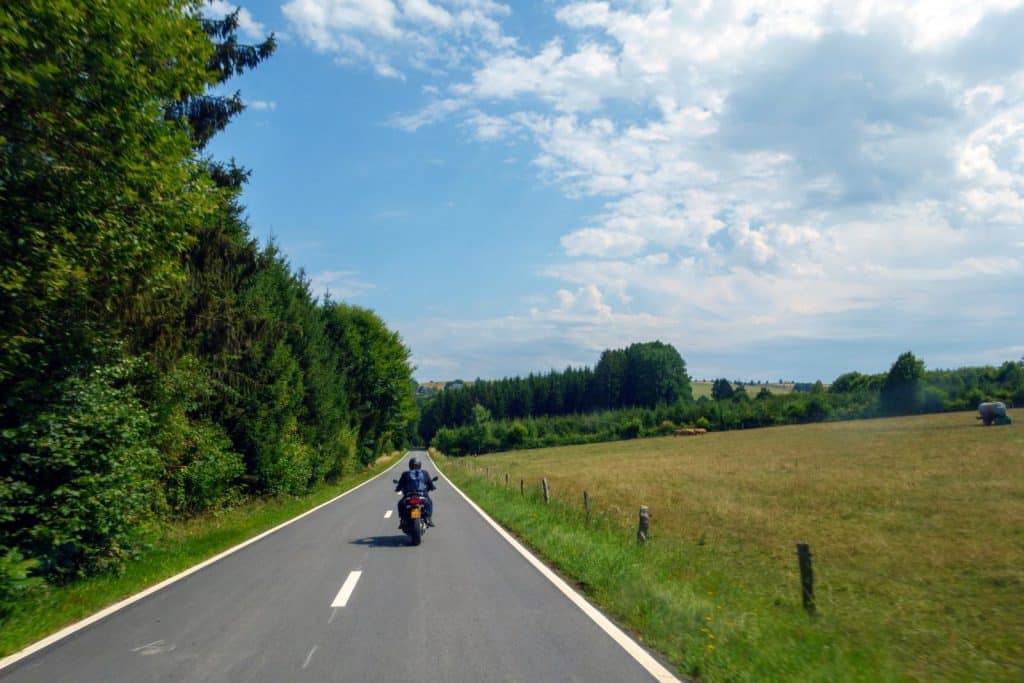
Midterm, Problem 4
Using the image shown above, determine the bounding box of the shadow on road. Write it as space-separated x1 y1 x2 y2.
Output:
350 535 409 548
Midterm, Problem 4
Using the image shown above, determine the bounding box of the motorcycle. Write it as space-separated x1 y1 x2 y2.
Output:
394 477 438 546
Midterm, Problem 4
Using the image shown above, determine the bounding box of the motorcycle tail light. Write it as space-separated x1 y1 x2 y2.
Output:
407 497 422 505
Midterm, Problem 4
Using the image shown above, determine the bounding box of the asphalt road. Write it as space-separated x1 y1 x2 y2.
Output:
1 452 676 682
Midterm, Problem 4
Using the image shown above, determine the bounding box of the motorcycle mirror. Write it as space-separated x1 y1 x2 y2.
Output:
392 479 398 484
432 476 438 482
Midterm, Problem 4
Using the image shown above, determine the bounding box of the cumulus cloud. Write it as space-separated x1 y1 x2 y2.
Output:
561 228 646 258
282 0 513 77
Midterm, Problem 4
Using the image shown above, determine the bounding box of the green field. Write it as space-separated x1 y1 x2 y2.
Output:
691 381 796 398
439 412 1022 681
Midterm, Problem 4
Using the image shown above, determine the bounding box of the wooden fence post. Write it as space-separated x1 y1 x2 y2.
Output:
520 479 524 496
542 478 550 504
797 543 815 616
583 491 591 524
505 472 509 488
637 505 649 544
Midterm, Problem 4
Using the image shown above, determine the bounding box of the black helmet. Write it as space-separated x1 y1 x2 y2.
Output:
409 457 421 470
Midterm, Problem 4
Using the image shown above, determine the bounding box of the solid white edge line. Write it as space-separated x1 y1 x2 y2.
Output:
428 455 682 683
0 455 409 672
330 570 363 608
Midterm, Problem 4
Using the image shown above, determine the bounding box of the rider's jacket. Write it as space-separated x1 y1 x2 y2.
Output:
395 469 436 495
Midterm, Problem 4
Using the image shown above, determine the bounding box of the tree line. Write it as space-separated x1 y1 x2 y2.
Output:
418 341 691 443
1 1 416 609
427 350 1024 456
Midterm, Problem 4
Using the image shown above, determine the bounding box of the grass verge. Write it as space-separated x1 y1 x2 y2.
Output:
438 412 1022 682
440 463 894 682
0 453 400 658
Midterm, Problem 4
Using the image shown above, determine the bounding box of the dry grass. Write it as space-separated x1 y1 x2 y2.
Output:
453 412 1023 680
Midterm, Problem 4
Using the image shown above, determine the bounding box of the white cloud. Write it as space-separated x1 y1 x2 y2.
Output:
455 40 622 111
284 0 401 44
308 270 376 300
400 0 453 29
561 228 646 257
550 284 612 317
204 0 266 40
958 105 1024 223
282 0 513 77
466 111 515 140
389 98 466 131
246 99 277 111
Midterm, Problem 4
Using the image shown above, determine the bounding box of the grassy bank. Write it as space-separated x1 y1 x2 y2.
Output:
439 412 1022 681
0 453 400 658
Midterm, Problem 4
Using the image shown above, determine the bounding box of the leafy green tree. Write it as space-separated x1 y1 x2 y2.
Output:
501 421 529 449
618 418 643 439
0 355 162 580
323 303 417 464
622 341 692 407
0 0 218 389
830 372 863 394
711 378 735 400
468 404 495 454
881 352 925 415
0 0 226 581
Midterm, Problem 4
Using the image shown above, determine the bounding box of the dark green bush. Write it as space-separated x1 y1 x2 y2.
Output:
1 357 162 581
167 421 244 514
618 418 642 440
502 421 529 449
0 546 41 618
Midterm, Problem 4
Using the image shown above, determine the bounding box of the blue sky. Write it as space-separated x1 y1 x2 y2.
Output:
205 0 1024 383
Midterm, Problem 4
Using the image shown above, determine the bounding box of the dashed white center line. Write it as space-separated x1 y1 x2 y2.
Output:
384 510 393 519
302 645 318 669
331 571 362 608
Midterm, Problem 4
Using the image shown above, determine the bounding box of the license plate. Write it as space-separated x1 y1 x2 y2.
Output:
410 508 420 519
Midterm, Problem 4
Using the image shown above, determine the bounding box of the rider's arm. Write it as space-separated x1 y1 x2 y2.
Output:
427 473 437 491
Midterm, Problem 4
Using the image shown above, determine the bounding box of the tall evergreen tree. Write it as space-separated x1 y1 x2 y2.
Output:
165 8 275 152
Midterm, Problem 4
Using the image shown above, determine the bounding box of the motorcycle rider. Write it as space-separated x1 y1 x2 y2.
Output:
395 456 436 526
